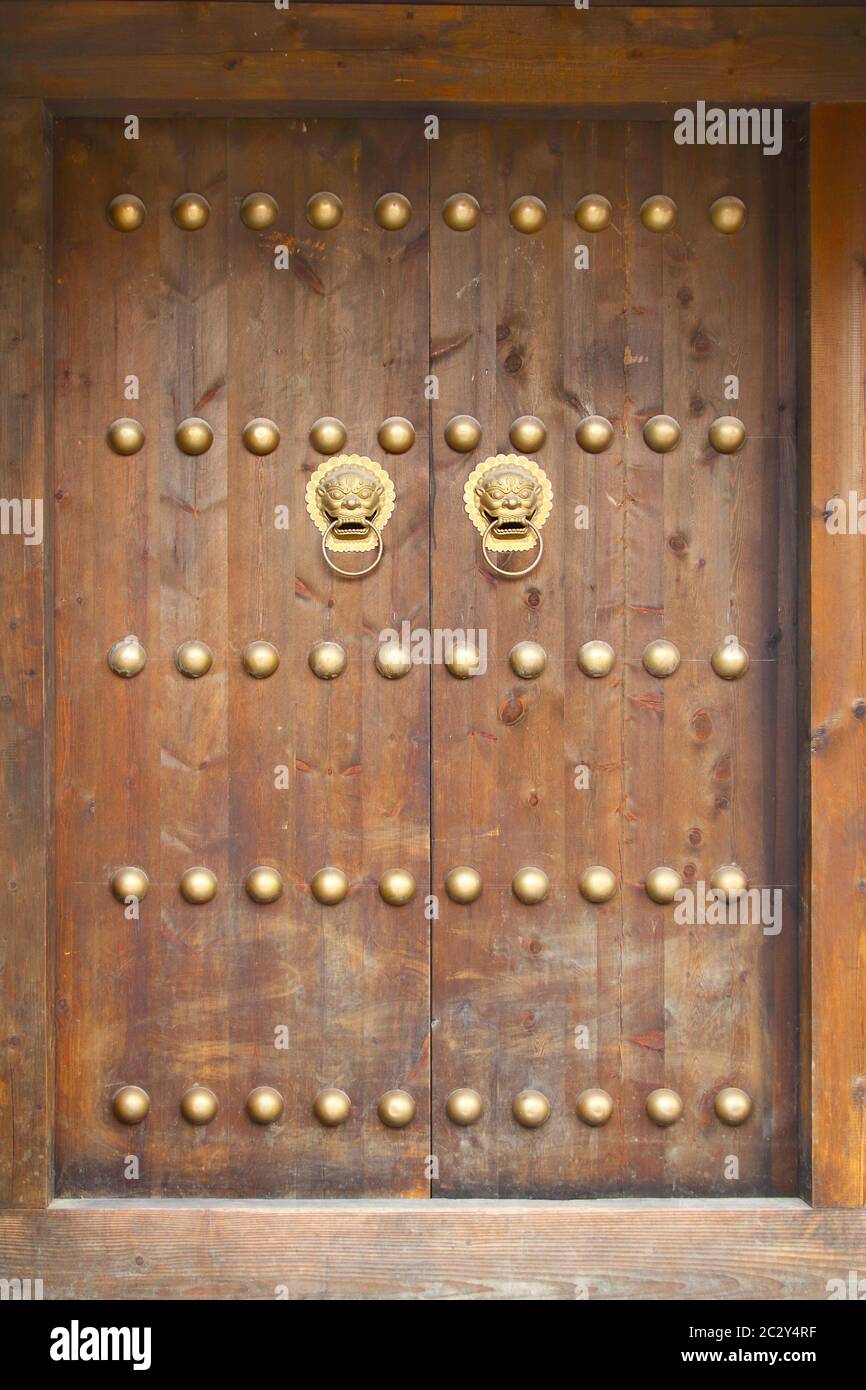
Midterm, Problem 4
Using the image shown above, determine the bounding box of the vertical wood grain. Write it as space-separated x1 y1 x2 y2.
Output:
810 104 866 1208
286 118 431 1196
53 117 161 1196
0 99 52 1207
431 119 799 1196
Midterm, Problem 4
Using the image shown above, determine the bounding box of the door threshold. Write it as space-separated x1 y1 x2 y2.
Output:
50 1196 810 1211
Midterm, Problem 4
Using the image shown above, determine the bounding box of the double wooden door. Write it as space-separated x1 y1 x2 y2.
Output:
53 115 799 1200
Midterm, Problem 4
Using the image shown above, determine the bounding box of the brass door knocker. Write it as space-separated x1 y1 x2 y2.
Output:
306 454 396 578
464 454 553 577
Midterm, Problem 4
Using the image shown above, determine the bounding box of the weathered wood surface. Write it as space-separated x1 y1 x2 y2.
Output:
52 117 430 1197
2 1201 864 1299
809 106 866 1209
0 99 52 1208
2 5 866 108
430 120 798 1195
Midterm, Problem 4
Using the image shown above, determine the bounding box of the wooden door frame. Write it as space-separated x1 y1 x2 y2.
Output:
1 2 865 1299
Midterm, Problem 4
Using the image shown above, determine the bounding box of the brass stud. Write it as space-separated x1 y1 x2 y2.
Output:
378 1089 416 1128
308 640 347 681
107 417 145 456
375 640 412 680
377 416 415 454
175 639 213 679
110 865 150 903
443 192 480 232
174 417 213 457
642 639 680 678
643 414 681 453
578 865 617 904
645 866 684 905
640 194 678 233
180 1084 218 1126
172 193 211 231
108 635 147 677
246 1086 284 1125
576 414 614 454
306 191 344 230
374 192 412 231
244 866 284 904
576 1088 614 1127
313 1087 351 1126
242 640 280 679
577 639 615 678
513 1089 551 1128
574 194 612 233
709 416 746 454
710 195 747 235
444 414 482 453
378 869 417 907
710 637 749 681
509 195 547 234
445 641 480 680
179 866 217 905
309 416 347 455
508 640 547 680
714 1086 753 1127
112 1085 150 1125
710 864 749 899
512 866 550 905
310 866 349 906
242 417 280 456
445 1087 483 1126
444 865 482 905
107 194 146 232
240 192 279 230
646 1087 683 1127
509 415 547 452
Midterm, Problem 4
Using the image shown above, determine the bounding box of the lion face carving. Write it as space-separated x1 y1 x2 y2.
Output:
474 464 543 543
315 465 384 542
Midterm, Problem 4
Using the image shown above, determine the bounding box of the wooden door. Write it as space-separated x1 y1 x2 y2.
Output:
430 119 799 1197
53 116 431 1199
52 114 798 1201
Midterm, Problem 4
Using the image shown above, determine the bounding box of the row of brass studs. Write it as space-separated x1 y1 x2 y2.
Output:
112 1083 413 1129
110 861 748 909
107 192 746 238
110 865 418 906
449 1086 753 1128
106 413 746 459
107 415 418 458
109 636 750 683
450 413 745 456
445 863 749 906
112 1083 752 1129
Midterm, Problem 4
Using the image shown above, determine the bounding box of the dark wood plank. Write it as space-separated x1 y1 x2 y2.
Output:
3 1201 865 1299
3 5 866 108
52 117 162 1196
286 118 430 1196
0 98 52 1208
809 104 866 1210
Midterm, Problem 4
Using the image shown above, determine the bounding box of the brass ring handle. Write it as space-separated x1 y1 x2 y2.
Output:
321 519 384 578
481 519 543 578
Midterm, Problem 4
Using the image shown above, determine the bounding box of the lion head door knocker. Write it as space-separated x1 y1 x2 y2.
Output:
464 455 553 577
306 454 396 578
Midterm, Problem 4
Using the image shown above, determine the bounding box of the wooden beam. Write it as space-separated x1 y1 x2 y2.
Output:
0 99 53 1208
2 5 866 108
1 1201 863 1298
810 105 866 1209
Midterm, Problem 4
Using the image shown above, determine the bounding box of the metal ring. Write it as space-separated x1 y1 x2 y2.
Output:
321 519 384 578
481 519 543 578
